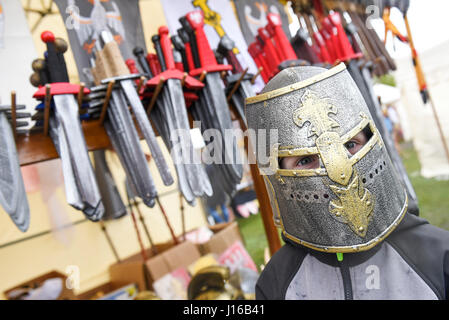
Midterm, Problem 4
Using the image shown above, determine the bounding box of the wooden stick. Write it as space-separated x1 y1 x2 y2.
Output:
181 72 187 87
133 198 158 255
180 192 186 241
251 67 263 84
137 76 146 93
43 84 51 136
403 14 449 163
147 77 165 116
77 82 85 111
332 59 341 68
199 70 207 83
427 93 449 163
129 208 148 262
221 70 227 80
156 196 179 245
227 68 248 102
99 221 121 263
99 80 115 125
11 91 17 140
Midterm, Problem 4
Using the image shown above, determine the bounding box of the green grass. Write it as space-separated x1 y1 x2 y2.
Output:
238 143 449 269
400 144 449 230
237 213 270 270
374 73 397 87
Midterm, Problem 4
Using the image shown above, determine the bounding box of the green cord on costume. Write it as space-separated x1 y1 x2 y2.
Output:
336 252 343 262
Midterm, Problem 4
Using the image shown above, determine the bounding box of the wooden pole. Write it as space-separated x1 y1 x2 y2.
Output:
180 192 186 241
99 221 121 263
43 84 51 136
11 91 17 140
133 199 158 255
147 77 165 116
155 196 179 245
403 14 449 163
99 80 115 125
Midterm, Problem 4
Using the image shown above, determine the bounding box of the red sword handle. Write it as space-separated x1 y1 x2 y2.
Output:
158 26 176 71
266 13 297 61
185 10 218 68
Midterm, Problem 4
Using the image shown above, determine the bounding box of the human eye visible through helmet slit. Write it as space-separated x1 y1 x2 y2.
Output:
277 119 377 179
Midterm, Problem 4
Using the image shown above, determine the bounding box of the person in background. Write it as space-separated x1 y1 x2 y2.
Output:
386 104 404 153
202 165 230 224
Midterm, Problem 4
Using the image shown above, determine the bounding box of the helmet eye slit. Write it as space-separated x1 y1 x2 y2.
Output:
276 121 375 174
278 152 322 170
343 124 374 158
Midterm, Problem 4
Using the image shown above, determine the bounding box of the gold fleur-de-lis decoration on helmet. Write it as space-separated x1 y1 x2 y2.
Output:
293 90 340 137
329 173 374 238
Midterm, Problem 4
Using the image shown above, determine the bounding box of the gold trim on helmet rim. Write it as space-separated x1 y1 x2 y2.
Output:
245 62 347 105
278 146 319 157
277 168 327 177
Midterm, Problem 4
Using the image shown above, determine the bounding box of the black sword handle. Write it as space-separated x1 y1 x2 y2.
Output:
177 28 190 47
217 34 243 74
41 31 69 83
171 34 189 72
152 35 167 72
133 46 153 77
177 28 193 71
179 16 201 69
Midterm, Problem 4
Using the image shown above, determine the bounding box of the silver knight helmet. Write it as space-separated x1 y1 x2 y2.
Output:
245 63 408 253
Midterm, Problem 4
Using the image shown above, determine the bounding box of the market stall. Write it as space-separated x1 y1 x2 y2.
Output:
0 0 446 301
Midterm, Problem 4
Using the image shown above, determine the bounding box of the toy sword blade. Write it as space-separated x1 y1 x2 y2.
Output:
185 11 243 185
0 111 30 231
40 31 104 220
99 30 174 188
154 27 212 197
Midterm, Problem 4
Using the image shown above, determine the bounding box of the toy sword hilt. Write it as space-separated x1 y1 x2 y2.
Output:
171 34 189 72
266 13 297 61
185 10 217 68
158 26 176 71
152 34 167 72
41 31 69 83
133 46 153 77
179 16 201 69
184 10 232 76
216 34 243 74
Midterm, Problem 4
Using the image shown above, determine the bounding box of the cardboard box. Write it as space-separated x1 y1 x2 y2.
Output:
145 240 201 282
4 270 77 300
109 242 175 291
198 221 244 256
109 240 201 291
